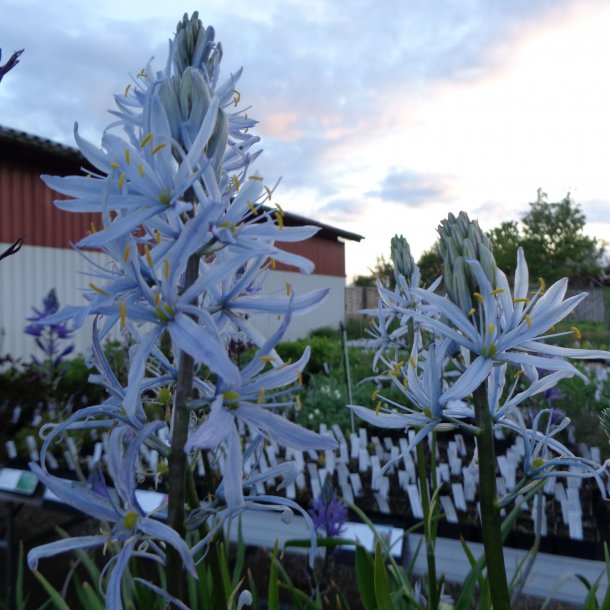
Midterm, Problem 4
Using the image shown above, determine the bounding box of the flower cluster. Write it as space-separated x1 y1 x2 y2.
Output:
27 13 335 608
353 211 610 499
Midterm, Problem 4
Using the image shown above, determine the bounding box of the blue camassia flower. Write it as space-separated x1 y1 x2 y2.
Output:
28 421 194 610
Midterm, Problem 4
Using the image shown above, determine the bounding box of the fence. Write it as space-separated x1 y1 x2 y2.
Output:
346 285 610 325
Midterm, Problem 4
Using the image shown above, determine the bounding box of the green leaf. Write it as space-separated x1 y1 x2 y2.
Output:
355 546 376 610
33 571 71 610
231 518 246 590
373 540 394 610
267 542 280 610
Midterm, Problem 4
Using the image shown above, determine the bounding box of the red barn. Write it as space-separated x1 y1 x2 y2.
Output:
0 127 362 359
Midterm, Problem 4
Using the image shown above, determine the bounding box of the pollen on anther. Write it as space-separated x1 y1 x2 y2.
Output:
140 133 153 148
119 302 127 329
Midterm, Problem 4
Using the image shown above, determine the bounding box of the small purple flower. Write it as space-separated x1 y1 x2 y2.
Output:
0 48 23 82
308 481 347 538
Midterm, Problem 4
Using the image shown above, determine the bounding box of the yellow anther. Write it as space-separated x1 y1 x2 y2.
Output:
154 293 161 305
490 288 505 296
257 388 265 404
285 282 292 296
409 356 417 367
275 202 285 216
110 162 120 169
223 390 240 403
230 175 240 191
123 244 130 261
571 326 582 340
375 401 382 415
515 369 524 378
532 457 545 469
89 222 97 234
119 302 127 329
164 259 170 279
151 143 166 155
473 292 485 303
137 163 145 177
297 371 303 385
144 245 153 268
118 172 125 191
264 185 272 199
248 175 263 181
468 308 476 316
233 89 241 106
513 297 529 304
488 323 495 334
524 314 532 328
488 343 497 357
295 395 302 411
538 278 546 292
246 199 259 216
403 376 409 389
124 149 131 165
140 133 153 147
270 258 276 270
123 511 138 530
124 84 131 96
259 355 276 363
372 388 380 401
155 230 161 243
89 283 109 296
276 212 284 229
159 189 171 204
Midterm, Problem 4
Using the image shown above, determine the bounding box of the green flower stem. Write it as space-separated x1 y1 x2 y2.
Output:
416 440 438 610
167 252 200 602
473 384 511 610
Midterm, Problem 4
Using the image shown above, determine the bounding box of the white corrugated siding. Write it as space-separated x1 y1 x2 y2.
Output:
0 244 345 361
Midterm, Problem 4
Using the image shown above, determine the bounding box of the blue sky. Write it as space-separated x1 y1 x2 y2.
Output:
2 0 610 281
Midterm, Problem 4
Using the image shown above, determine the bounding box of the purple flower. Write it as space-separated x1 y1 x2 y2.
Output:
308 481 347 538
0 49 23 82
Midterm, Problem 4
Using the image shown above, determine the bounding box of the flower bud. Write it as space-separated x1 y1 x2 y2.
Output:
438 211 497 312
390 234 415 283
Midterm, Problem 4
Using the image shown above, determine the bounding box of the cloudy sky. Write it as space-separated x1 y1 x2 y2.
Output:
2 0 610 281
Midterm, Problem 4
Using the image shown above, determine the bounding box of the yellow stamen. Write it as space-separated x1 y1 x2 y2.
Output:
270 258 276 270
124 149 131 165
140 133 153 147
371 388 380 400
490 288 505 296
375 401 382 415
123 244 130 261
260 355 276 363
89 283 109 296
297 371 303 385
276 212 284 229
285 282 292 296
246 200 259 216
409 356 416 367
118 172 125 191
275 202 285 216
248 175 263 181
89 222 97 234
473 292 484 303
144 245 153 268
137 68 148 78
233 89 241 106
488 343 497 357
295 394 302 411
231 175 240 191
159 189 171 204
137 163 145 177
532 457 545 468
154 293 161 305
110 162 120 169
257 388 265 404
488 323 495 334
151 143 166 155
119 302 127 329
403 376 409 389
123 511 138 530
538 277 546 292
513 297 529 304
468 308 476 316
524 314 532 328
124 84 131 96
164 259 170 279
571 326 582 340
154 230 161 244
264 185 272 199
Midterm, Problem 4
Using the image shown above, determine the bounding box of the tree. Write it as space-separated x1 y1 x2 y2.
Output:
352 254 395 288
417 242 444 287
487 189 604 284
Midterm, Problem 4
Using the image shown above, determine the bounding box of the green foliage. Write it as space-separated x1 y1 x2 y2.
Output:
352 254 395 288
417 242 444 288
487 189 604 284
308 326 342 341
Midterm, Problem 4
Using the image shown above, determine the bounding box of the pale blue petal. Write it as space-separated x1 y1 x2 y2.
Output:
106 539 135 610
28 535 106 570
185 396 232 452
440 356 493 405
138 518 197 576
349 405 409 429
